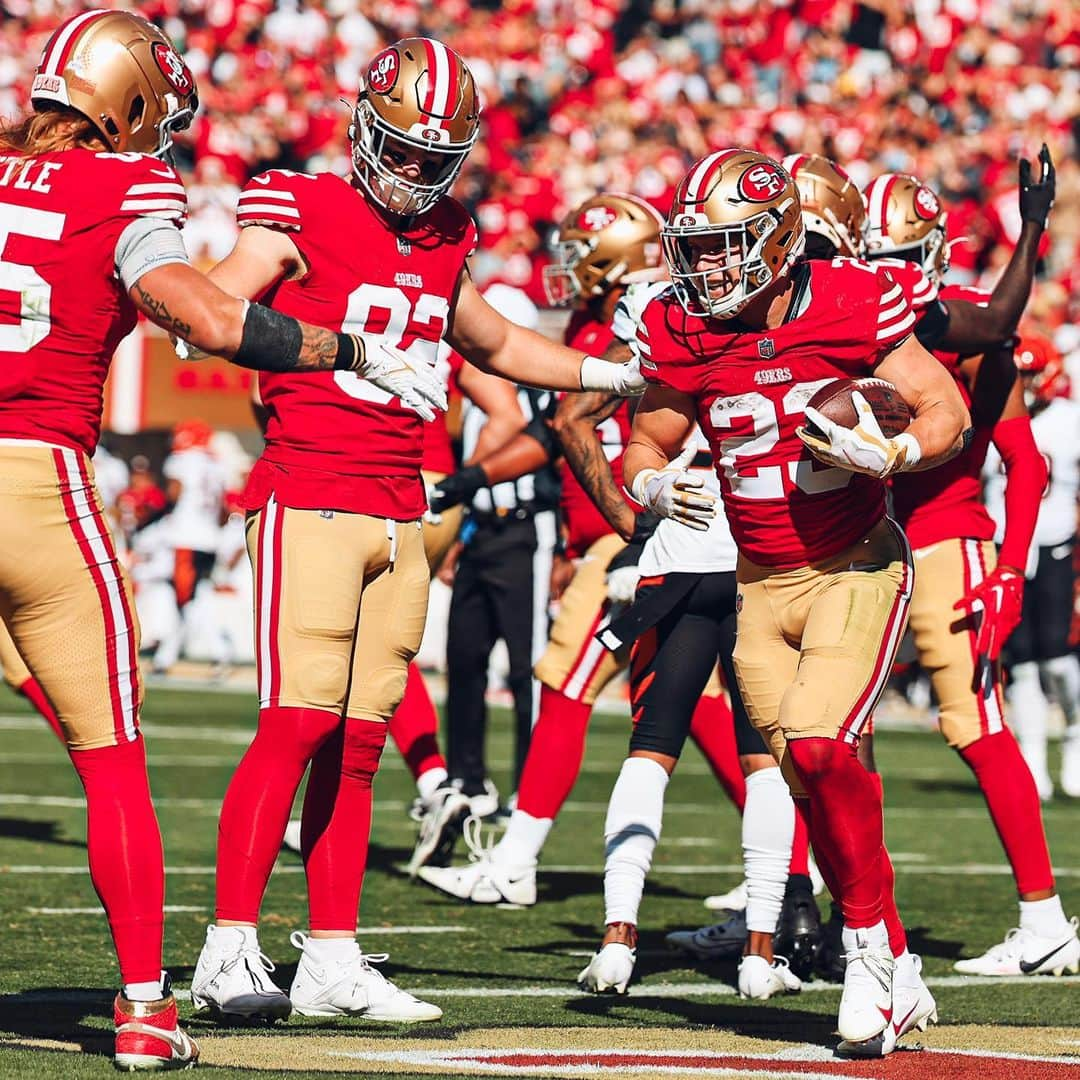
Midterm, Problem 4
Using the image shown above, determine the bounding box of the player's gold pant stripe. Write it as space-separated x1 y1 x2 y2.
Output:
53 447 139 744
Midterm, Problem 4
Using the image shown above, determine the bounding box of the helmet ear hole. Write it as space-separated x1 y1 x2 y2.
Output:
128 95 145 125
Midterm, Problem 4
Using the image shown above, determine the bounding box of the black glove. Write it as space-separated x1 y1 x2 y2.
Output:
429 464 486 515
1019 143 1055 228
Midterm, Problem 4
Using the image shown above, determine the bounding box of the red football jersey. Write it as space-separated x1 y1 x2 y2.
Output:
891 284 995 549
560 309 634 558
237 170 476 519
870 256 938 315
639 260 916 568
420 349 463 475
0 149 186 455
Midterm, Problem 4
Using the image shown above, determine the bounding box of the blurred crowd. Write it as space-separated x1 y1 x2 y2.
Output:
2 0 1079 357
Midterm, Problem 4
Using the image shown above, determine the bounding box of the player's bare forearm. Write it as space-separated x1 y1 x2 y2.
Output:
555 393 634 540
963 343 1021 428
875 334 971 469
624 385 698 491
942 222 1041 350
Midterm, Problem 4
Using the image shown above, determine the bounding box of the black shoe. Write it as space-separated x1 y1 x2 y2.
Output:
815 900 846 983
775 874 822 980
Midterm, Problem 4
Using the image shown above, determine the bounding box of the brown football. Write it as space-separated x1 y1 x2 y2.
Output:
805 377 912 438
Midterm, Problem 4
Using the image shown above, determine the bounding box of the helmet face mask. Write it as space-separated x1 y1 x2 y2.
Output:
542 193 664 308
31 10 198 158
663 150 804 320
350 38 479 218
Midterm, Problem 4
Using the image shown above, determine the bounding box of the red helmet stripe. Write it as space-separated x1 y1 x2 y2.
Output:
42 9 113 78
419 38 455 126
784 153 810 176
682 148 742 204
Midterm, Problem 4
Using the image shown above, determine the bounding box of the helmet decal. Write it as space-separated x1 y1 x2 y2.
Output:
738 162 788 202
152 42 193 97
577 205 618 232
367 48 400 94
913 185 941 221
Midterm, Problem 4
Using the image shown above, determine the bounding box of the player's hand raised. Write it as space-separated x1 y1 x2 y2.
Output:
629 445 716 531
1019 144 1055 229
954 564 1024 663
798 391 921 478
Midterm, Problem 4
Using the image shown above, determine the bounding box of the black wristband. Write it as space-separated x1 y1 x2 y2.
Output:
232 303 360 373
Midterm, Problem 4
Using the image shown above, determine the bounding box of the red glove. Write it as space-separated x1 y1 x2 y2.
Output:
953 565 1025 662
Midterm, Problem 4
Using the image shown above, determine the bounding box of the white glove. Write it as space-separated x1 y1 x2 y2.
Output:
580 354 647 397
358 340 448 422
629 445 717 531
797 390 921 478
606 564 642 603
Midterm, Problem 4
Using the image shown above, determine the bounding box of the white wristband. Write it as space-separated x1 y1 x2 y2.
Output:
579 354 618 392
892 432 922 471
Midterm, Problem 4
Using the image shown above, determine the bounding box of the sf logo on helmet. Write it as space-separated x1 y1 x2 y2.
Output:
913 185 941 220
367 49 399 94
151 43 193 96
738 163 787 202
577 206 617 232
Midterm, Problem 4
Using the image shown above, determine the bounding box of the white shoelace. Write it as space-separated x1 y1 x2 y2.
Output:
461 813 495 862
844 946 894 993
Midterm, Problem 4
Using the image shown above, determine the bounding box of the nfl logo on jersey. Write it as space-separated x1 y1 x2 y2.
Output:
757 338 775 359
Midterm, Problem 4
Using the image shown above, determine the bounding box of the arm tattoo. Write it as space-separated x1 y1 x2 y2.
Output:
557 394 636 541
133 281 192 339
293 323 342 372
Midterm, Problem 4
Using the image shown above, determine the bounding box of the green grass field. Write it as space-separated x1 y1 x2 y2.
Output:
0 679 1078 1078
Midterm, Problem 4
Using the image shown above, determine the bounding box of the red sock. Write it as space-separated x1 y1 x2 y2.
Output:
789 796 810 876
515 685 593 819
959 730 1055 896
867 771 907 956
688 694 746 812
787 738 884 929
388 663 445 782
302 718 387 932
19 676 65 744
70 737 164 986
215 706 340 923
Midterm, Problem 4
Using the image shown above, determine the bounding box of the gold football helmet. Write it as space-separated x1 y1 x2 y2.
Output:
542 193 664 307
781 153 865 259
31 9 197 157
663 149 804 319
351 37 480 217
863 173 949 281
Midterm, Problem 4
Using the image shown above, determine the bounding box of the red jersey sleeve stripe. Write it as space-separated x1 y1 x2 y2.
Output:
125 182 186 198
877 310 916 341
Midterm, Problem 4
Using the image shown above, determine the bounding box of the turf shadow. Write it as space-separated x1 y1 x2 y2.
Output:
0 987 113 1056
0 817 85 849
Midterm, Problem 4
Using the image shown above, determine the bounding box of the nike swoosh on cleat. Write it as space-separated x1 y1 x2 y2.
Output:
892 1001 919 1036
1019 941 1069 974
877 1006 893 1024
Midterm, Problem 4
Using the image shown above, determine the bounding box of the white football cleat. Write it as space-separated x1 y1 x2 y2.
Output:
288 932 442 1022
704 881 747 912
954 918 1080 976
418 854 537 905
407 784 471 877
666 910 748 961
282 819 302 855
838 953 936 1058
191 925 292 1022
837 928 895 1044
737 954 802 1000
578 942 636 994
1061 731 1080 798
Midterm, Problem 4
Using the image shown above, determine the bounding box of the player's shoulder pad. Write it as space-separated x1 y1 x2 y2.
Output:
236 168 319 231
97 151 187 225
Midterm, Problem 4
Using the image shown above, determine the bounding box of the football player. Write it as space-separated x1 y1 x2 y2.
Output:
985 335 1080 801
625 149 969 1052
0 9 455 1070
860 161 1078 979
415 195 746 904
187 39 645 1024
